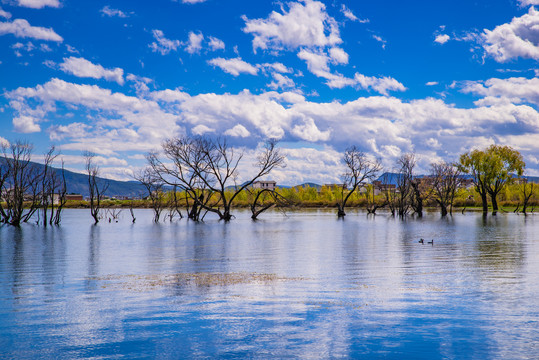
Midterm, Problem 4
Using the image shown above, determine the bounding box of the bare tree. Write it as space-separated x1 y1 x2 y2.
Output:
40 147 67 226
336 146 381 217
134 167 166 223
0 141 41 226
365 183 387 214
84 152 109 224
395 153 415 217
520 178 535 215
431 161 462 216
248 188 291 220
148 136 285 221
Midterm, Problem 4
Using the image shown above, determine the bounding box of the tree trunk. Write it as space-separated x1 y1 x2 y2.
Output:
481 191 488 214
490 193 498 215
337 204 346 218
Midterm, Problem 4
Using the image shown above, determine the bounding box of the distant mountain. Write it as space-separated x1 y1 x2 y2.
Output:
0 157 147 198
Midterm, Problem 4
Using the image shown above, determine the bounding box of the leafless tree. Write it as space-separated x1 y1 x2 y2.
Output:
520 178 535 215
84 152 109 224
148 136 285 221
0 141 41 226
430 161 462 216
365 184 387 214
134 167 166 223
336 146 381 217
395 153 415 217
39 147 67 226
248 188 291 220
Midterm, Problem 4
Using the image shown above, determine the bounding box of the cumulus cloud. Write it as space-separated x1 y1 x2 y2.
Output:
460 76 539 107
208 57 258 76
0 7 11 19
14 0 60 9
208 36 225 51
224 124 250 138
59 57 124 85
6 78 182 155
185 31 203 54
182 0 207 3
13 115 41 133
100 5 130 18
242 0 341 51
149 29 181 55
482 7 539 62
7 79 539 182
434 34 450 44
518 0 539 7
0 18 63 41
0 136 10 147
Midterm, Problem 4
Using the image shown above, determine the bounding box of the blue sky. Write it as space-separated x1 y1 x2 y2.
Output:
0 0 538 185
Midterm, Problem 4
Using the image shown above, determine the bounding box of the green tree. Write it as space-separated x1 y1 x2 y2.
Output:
459 145 525 215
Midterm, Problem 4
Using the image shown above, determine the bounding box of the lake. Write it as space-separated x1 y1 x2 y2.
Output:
1 209 538 359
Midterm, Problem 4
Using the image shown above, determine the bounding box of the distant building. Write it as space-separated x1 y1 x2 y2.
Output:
252 180 277 191
372 180 396 195
65 194 83 201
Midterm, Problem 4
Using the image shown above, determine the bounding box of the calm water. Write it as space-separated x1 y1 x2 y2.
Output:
1 209 538 359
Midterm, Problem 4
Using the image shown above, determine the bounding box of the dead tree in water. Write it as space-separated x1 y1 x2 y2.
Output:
431 161 462 216
0 141 41 226
84 152 109 224
395 154 415 217
148 136 285 221
520 178 535 215
336 146 381 217
248 188 291 220
365 184 387 214
134 167 166 223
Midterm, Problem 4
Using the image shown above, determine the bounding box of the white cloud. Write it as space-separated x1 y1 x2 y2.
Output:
181 0 207 3
7 78 539 181
149 29 181 55
6 78 182 155
192 124 214 135
242 0 341 52
329 47 348 64
59 57 124 85
372 35 386 49
208 57 258 76
224 124 250 138
100 6 129 18
185 31 203 54
482 7 539 62
460 76 539 106
426 81 439 86
340 4 369 23
208 36 225 51
261 62 291 74
0 7 11 19
518 0 539 7
268 73 296 90
13 115 40 133
352 74 407 95
434 34 450 44
0 18 63 42
0 136 9 147
14 0 60 9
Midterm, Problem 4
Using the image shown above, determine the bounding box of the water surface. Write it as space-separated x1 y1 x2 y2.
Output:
1 209 538 359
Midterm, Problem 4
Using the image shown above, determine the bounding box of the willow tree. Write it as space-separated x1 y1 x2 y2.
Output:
459 145 524 215
336 146 381 217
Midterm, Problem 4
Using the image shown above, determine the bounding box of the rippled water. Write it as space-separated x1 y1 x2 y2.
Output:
1 209 538 359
